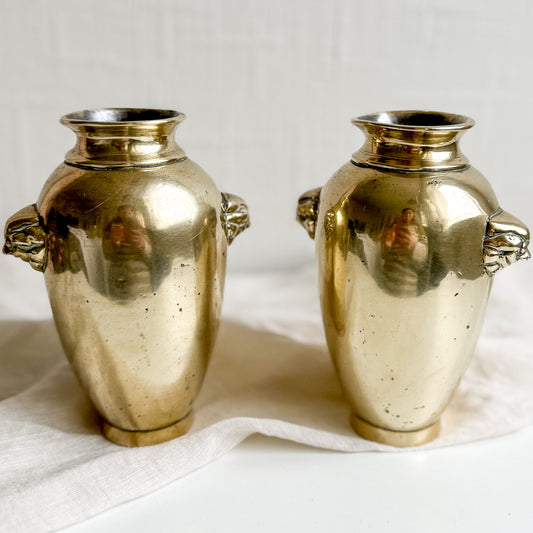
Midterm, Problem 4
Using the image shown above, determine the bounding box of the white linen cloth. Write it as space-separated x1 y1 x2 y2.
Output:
0 265 532 532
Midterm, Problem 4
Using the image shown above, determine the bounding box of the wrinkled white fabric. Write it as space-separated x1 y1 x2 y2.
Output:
0 265 532 532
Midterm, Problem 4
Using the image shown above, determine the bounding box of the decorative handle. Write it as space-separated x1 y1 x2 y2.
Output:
297 187 321 239
3 204 47 272
483 208 530 275
220 192 250 245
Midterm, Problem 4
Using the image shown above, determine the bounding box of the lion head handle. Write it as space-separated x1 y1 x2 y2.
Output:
220 193 250 245
296 187 322 239
3 204 47 272
483 208 530 276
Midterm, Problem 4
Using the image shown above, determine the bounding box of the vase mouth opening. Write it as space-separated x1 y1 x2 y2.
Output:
61 108 185 126
61 108 187 167
352 110 475 131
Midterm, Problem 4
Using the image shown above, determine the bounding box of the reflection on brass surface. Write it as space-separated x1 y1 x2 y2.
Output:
297 110 529 446
4 108 249 446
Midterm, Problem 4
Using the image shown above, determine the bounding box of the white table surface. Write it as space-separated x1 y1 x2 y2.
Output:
65 425 533 533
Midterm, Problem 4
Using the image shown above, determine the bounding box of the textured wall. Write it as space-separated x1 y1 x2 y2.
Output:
1 0 532 318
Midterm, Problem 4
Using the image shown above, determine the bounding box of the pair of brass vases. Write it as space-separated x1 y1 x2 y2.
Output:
4 108 529 448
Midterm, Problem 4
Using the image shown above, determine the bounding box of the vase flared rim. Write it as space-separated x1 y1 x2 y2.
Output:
352 110 475 132
60 108 185 126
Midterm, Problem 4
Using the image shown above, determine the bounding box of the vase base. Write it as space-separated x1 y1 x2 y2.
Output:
350 413 440 447
101 411 193 447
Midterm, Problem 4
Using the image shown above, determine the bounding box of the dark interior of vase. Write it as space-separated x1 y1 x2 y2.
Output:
64 109 180 123
359 111 471 128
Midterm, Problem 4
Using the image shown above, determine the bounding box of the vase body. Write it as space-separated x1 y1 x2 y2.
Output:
297 111 529 446
4 109 249 446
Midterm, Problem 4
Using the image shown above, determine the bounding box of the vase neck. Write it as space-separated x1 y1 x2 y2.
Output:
351 111 475 172
61 108 186 169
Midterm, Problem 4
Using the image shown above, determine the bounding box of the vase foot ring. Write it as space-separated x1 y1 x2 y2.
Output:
350 413 440 447
101 411 193 447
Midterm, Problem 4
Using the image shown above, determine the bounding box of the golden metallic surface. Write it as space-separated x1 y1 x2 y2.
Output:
298 110 530 447
220 192 251 244
101 412 193 447
350 413 440 448
4 108 249 446
296 187 321 240
3 204 47 272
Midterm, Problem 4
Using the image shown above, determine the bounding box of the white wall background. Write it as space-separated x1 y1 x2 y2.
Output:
1 0 532 318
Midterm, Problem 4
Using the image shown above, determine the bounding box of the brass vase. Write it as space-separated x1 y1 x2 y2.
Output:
297 110 529 447
4 108 249 446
